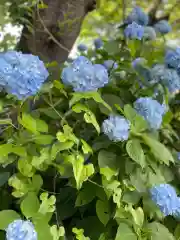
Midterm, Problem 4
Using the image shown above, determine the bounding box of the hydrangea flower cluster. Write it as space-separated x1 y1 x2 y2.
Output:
154 20 172 34
0 51 49 100
94 38 103 49
102 115 130 142
6 220 37 240
143 26 157 40
103 60 118 70
151 64 180 94
61 56 109 92
124 22 144 40
165 47 180 73
150 184 180 217
125 6 149 26
134 97 166 130
77 43 88 52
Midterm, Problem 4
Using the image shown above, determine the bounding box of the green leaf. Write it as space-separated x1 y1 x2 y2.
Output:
98 150 118 180
0 210 21 230
75 182 96 206
19 113 48 134
50 225 65 240
147 222 175 240
32 175 43 192
21 192 40 218
18 158 34 177
104 40 119 54
124 104 137 123
126 139 146 168
34 219 53 240
39 192 56 215
70 92 111 111
0 144 13 158
100 94 124 115
133 115 148 132
57 125 79 144
51 141 74 160
12 146 27 157
84 112 100 134
81 139 93 154
115 222 137 240
142 134 174 165
33 135 55 145
174 224 180 240
131 207 144 227
72 228 90 240
163 111 173 125
72 103 100 133
72 154 94 189
122 191 141 205
98 150 117 168
127 40 141 57
96 200 110 226
0 172 10 187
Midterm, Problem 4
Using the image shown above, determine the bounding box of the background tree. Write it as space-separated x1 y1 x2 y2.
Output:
0 0 180 64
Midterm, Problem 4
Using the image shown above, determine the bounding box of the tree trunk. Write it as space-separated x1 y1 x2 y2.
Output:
17 0 96 64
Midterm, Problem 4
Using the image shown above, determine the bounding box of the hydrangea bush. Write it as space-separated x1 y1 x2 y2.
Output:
0 5 180 240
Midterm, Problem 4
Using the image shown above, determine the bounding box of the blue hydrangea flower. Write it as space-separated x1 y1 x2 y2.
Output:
94 38 103 49
150 184 179 216
134 97 166 130
151 64 180 93
124 22 144 40
0 51 49 100
72 56 92 67
165 47 180 72
125 6 149 26
102 115 130 142
77 44 88 52
93 64 109 88
154 20 172 34
177 152 180 160
103 60 118 70
61 56 109 92
6 220 37 240
143 26 156 40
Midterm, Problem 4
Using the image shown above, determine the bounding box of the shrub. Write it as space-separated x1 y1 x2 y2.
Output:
0 5 180 240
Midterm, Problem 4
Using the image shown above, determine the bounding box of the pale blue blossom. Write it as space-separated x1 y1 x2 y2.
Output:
154 20 172 34
125 6 149 26
6 220 37 240
124 22 144 40
94 38 103 49
103 60 118 70
150 184 179 216
134 97 166 130
151 64 180 93
143 26 156 40
62 56 109 92
102 115 130 141
77 44 88 52
0 51 49 99
165 47 180 72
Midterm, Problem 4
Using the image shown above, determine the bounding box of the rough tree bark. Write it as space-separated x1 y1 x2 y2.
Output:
17 0 96 64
